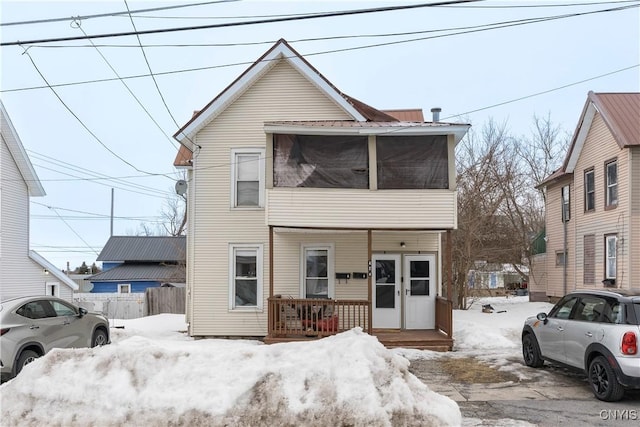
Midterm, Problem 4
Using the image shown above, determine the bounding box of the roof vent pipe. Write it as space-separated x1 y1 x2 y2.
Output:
431 107 442 122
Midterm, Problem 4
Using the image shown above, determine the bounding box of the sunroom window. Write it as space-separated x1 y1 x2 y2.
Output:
376 135 448 189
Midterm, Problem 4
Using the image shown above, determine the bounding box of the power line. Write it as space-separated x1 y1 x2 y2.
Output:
73 19 178 151
0 0 238 27
128 0 640 20
20 48 174 178
442 64 640 121
123 0 187 144
0 0 484 46
45 204 100 256
3 3 637 94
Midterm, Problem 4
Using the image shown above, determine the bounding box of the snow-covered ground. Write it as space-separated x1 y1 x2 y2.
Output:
0 296 553 426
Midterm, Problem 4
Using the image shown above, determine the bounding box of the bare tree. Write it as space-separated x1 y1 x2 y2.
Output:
450 116 568 309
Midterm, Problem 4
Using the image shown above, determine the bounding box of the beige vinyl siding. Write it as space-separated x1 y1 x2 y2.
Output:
1 136 62 300
630 146 640 288
267 189 456 229
573 113 631 289
544 177 575 298
188 59 354 336
272 231 440 299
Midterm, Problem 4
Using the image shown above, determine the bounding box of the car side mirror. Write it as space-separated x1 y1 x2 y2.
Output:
78 307 88 318
536 312 548 324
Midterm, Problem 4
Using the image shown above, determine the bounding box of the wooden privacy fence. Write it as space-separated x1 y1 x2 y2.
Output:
144 287 186 316
268 296 370 338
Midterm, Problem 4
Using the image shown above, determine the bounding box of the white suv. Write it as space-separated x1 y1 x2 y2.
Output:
522 289 640 401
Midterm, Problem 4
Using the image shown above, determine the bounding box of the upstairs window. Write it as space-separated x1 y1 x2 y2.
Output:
584 169 595 212
232 149 265 208
376 135 448 189
605 160 617 208
273 135 368 188
561 185 570 222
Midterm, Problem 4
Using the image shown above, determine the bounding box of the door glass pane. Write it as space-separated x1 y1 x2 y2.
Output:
375 260 395 283
306 250 327 277
410 260 429 277
376 285 395 308
305 279 328 298
411 280 429 296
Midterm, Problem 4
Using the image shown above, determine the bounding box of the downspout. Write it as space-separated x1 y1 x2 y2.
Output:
563 217 567 295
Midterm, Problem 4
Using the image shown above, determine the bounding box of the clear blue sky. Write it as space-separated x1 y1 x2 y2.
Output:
1 0 638 271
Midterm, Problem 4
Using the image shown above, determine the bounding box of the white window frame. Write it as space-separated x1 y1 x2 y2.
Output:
118 284 131 294
230 148 265 209
228 244 263 310
45 282 60 297
300 243 335 299
561 185 570 222
584 169 595 212
605 160 618 207
605 234 617 279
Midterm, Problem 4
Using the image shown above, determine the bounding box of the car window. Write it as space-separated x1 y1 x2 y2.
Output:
16 301 50 319
549 296 578 319
50 300 77 317
572 296 606 322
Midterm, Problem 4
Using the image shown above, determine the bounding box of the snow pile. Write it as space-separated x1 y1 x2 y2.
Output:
0 328 460 427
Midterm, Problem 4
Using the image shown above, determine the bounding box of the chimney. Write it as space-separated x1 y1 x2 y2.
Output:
431 107 441 122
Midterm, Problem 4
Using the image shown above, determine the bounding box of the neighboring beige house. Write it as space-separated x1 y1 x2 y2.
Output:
0 100 78 301
173 39 470 349
530 92 640 301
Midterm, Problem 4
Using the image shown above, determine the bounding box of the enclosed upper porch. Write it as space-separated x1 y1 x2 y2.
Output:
263 124 468 229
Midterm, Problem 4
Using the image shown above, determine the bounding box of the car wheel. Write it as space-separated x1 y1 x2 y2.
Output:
16 349 39 375
92 329 108 347
588 355 625 402
522 333 544 368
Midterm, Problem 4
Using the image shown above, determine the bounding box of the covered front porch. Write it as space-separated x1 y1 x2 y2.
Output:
264 296 453 351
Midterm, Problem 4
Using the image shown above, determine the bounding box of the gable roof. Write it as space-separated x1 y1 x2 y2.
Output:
97 236 186 262
564 91 640 174
29 250 79 291
382 109 425 121
173 39 399 167
1 100 45 197
539 91 640 188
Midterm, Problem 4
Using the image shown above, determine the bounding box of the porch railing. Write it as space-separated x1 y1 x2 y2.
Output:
435 296 453 338
268 296 370 338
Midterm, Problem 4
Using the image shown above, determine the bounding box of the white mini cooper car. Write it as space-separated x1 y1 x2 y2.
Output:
522 289 640 401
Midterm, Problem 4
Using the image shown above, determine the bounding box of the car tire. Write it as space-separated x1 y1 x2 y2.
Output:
16 349 39 375
588 355 625 402
522 333 544 368
92 329 108 347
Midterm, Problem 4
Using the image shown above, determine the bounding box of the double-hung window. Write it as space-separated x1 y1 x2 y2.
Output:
584 169 595 212
605 160 617 208
561 185 570 222
231 149 264 208
229 244 263 310
302 244 333 299
605 234 617 280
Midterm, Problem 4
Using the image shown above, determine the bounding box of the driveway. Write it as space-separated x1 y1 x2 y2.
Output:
409 355 640 426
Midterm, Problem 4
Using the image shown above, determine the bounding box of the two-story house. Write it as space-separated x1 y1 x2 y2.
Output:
173 39 470 349
1 100 78 300
530 92 640 301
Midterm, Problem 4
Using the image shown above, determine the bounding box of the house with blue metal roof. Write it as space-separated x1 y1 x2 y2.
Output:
88 236 185 293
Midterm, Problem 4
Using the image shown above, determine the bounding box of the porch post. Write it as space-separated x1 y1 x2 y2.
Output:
446 229 452 301
367 229 372 334
269 225 274 298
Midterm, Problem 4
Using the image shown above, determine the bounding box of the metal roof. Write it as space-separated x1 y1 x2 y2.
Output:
382 109 425 121
591 92 640 148
88 264 185 283
96 236 186 262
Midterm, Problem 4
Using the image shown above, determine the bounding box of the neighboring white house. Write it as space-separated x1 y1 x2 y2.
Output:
0 100 78 301
173 39 470 349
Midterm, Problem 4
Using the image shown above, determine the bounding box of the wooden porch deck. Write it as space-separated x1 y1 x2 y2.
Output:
264 329 453 351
